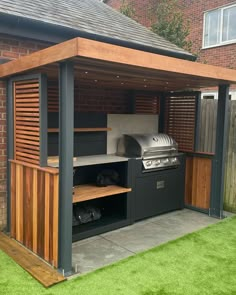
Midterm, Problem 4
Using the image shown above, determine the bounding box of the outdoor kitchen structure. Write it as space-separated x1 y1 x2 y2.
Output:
0 36 236 276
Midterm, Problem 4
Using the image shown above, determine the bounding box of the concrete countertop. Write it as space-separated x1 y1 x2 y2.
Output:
48 154 129 168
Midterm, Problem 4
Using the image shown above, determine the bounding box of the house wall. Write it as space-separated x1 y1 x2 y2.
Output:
105 0 157 27
179 0 236 69
106 0 236 69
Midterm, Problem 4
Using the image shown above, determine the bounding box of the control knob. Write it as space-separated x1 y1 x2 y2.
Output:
145 160 152 167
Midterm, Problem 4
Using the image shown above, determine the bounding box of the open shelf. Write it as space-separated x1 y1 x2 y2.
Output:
48 127 112 133
73 184 132 203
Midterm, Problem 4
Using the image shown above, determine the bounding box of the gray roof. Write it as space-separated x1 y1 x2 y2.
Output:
0 0 194 60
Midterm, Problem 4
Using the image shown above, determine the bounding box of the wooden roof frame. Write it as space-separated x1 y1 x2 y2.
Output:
1 37 236 88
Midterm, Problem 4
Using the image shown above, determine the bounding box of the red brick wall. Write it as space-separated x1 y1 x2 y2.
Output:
106 0 157 27
179 0 236 69
0 34 51 230
106 0 236 69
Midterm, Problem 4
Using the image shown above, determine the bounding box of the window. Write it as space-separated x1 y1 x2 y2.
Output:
203 4 236 48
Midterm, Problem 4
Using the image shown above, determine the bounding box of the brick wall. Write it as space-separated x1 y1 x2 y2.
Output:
106 0 236 69
106 0 157 27
179 0 236 69
0 34 52 230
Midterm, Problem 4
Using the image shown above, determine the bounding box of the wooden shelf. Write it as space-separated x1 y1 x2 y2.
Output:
73 184 132 203
48 127 112 133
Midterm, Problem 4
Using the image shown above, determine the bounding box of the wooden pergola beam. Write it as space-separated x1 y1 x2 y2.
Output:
0 38 78 77
76 38 236 84
0 37 236 87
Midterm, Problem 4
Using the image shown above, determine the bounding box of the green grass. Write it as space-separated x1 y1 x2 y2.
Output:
1 216 236 295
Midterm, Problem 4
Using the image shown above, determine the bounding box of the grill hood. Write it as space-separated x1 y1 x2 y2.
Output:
117 133 178 159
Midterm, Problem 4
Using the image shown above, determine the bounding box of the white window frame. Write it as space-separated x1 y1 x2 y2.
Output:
203 3 236 49
201 91 235 100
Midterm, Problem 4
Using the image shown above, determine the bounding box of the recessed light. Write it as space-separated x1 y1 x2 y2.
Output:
94 80 98 82
144 85 147 88
85 71 88 74
121 82 124 85
116 75 120 78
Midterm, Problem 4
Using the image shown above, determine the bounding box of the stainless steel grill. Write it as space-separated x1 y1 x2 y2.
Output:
117 133 180 171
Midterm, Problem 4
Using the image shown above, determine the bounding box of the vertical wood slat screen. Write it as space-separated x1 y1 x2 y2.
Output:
14 79 40 165
164 94 196 152
135 94 160 114
10 161 59 267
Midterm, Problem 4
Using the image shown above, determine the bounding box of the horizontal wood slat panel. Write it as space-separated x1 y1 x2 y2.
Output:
16 148 40 156
15 134 40 141
14 79 40 165
16 138 40 146
16 103 39 113
185 156 212 209
16 99 39 103
164 95 196 152
16 130 40 136
15 94 39 98
10 162 59 267
16 143 40 151
16 117 40 122
16 156 39 165
135 94 160 114
16 126 40 131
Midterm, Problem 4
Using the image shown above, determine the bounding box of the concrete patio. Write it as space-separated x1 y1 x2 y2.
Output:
71 209 222 275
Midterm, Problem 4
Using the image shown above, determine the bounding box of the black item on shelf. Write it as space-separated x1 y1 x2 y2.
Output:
73 205 102 226
96 169 120 187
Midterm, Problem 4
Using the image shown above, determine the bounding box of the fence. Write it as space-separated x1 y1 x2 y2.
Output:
198 99 236 213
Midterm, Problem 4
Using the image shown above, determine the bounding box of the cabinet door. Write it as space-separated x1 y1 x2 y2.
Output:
135 169 184 221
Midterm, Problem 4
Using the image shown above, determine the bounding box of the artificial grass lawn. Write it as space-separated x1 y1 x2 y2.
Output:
1 217 236 295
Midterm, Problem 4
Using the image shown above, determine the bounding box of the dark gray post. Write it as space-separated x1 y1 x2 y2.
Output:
58 61 74 275
158 93 165 133
210 85 230 218
6 79 14 232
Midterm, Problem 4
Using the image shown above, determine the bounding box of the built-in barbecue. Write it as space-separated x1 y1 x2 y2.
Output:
117 133 180 172
117 133 185 221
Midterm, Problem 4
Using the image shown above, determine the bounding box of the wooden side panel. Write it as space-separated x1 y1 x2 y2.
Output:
185 156 212 209
10 162 59 268
165 95 196 152
14 79 40 165
10 163 16 238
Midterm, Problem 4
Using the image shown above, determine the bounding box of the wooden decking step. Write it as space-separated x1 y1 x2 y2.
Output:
0 232 66 288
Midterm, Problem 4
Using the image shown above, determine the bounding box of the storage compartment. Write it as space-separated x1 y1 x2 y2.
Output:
72 194 128 241
133 155 185 221
72 161 132 241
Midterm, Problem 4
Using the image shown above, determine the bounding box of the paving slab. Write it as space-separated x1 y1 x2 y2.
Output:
72 236 133 274
72 209 221 275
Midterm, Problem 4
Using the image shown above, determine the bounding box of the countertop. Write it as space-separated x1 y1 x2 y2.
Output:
47 154 129 168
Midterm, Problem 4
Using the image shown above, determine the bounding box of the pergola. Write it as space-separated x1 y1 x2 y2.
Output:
1 37 236 274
